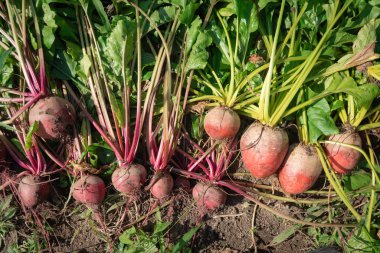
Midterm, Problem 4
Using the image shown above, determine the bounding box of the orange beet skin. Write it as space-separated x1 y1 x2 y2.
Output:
279 144 322 194
204 106 240 140
240 123 288 178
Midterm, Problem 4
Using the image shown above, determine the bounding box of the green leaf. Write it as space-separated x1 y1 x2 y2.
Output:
302 99 339 143
109 91 125 127
186 17 202 55
269 225 302 246
172 226 200 253
147 6 177 33
25 122 39 150
104 17 136 77
346 226 380 252
343 170 372 191
179 2 200 26
119 227 137 245
153 222 171 235
79 53 92 78
42 26 56 49
91 0 112 31
353 20 377 54
186 31 212 71
0 49 12 70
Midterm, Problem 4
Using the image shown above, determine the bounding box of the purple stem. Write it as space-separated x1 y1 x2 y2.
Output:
2 92 42 124
170 167 208 182
0 97 33 103
65 84 123 161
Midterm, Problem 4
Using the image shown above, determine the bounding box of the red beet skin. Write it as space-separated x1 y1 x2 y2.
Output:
279 144 322 194
18 175 49 208
204 106 240 140
240 123 289 178
325 131 362 174
192 182 227 210
72 175 106 206
28 96 76 140
150 173 174 199
112 164 147 195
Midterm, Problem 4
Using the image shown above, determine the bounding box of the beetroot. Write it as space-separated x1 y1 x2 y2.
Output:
18 175 49 208
72 175 106 206
150 173 174 199
28 96 76 140
204 106 240 140
325 131 362 174
112 164 147 195
192 182 226 210
279 144 322 194
240 123 289 178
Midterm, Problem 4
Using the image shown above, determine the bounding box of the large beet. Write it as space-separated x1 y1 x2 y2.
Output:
204 106 240 140
18 175 49 208
72 175 106 206
150 173 174 199
325 131 362 174
279 144 322 194
240 123 289 178
28 96 76 140
112 164 147 195
192 182 226 211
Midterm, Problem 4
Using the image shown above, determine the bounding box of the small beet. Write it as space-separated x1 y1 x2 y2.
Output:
112 164 147 195
150 173 174 199
325 131 362 174
204 106 240 140
240 123 289 178
72 175 106 206
28 96 76 140
192 182 226 211
18 175 49 208
279 144 322 194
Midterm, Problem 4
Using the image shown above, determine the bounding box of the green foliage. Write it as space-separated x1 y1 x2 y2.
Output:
0 195 16 249
117 213 199 253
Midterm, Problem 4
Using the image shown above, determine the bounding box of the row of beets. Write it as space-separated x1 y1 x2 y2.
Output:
204 106 362 194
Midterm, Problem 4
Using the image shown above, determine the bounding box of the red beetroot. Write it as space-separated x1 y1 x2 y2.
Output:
325 131 362 174
192 182 226 211
279 144 322 194
18 175 49 208
112 164 147 195
150 173 174 199
240 123 289 178
28 96 76 140
204 106 240 140
72 175 106 206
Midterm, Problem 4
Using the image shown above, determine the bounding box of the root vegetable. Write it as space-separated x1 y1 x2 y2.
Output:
279 144 322 194
72 175 106 206
28 96 76 140
150 173 174 199
240 123 289 178
204 106 240 140
18 175 49 208
325 131 362 174
112 164 147 195
192 182 226 210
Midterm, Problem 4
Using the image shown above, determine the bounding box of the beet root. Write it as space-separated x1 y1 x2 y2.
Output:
279 144 322 194
112 164 147 195
18 175 49 208
240 123 289 178
192 182 226 211
204 106 240 140
28 96 76 140
325 131 362 174
72 175 106 206
150 173 174 199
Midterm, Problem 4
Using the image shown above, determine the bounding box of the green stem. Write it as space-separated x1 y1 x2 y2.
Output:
315 144 362 221
365 132 376 231
216 11 235 107
258 0 286 123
